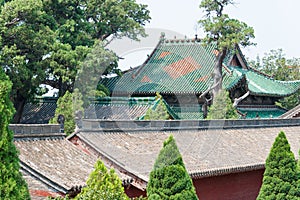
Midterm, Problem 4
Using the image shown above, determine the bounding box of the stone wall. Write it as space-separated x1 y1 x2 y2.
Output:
10 124 63 139
81 118 300 131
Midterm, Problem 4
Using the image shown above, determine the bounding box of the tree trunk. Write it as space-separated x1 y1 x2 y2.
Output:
13 95 26 123
212 49 227 103
58 77 69 97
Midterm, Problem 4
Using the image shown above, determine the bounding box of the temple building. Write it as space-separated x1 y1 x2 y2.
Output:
20 35 300 123
98 35 300 119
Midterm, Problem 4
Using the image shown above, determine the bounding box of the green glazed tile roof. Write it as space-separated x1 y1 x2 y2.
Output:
171 106 204 120
237 106 286 119
232 67 300 97
111 39 242 94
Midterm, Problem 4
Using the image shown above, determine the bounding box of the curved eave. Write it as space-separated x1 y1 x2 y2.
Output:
224 74 247 91
248 81 300 98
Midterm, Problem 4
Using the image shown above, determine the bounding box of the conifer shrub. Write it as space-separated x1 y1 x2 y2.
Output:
147 135 198 200
207 90 238 119
144 93 169 120
257 131 300 199
50 89 84 135
0 69 30 199
75 160 129 200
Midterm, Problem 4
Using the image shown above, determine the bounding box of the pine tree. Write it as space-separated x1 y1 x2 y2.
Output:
0 68 30 199
207 90 238 119
257 131 300 199
75 160 129 200
147 135 198 200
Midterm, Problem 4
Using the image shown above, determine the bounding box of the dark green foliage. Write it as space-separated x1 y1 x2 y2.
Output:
0 68 30 199
96 84 111 98
257 131 300 199
0 0 150 121
207 90 238 119
144 94 170 120
147 135 198 200
0 0 55 122
75 160 129 200
50 91 74 135
43 0 150 96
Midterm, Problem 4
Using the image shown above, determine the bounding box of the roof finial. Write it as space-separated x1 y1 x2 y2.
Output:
160 32 165 41
195 34 198 40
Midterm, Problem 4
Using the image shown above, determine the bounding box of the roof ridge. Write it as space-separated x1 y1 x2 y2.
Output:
132 38 164 78
14 133 65 141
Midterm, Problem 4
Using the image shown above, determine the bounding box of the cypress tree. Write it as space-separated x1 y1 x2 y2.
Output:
75 160 129 200
144 93 169 120
147 135 198 200
0 68 30 199
50 91 74 135
257 131 300 199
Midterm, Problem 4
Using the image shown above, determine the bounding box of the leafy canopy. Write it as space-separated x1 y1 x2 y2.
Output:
0 0 55 122
0 68 30 199
199 0 255 51
0 0 150 121
74 41 117 106
147 135 198 200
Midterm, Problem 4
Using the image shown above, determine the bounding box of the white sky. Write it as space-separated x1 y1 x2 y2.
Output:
133 0 300 60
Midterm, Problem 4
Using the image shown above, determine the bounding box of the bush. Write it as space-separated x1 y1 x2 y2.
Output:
75 160 129 200
257 131 300 199
144 94 169 120
147 135 198 200
207 90 238 119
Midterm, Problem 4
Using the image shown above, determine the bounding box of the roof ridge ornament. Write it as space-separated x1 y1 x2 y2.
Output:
160 32 165 42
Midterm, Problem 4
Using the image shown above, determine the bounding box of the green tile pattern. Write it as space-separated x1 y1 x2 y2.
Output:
171 106 204 120
237 107 286 119
233 67 300 97
111 40 242 94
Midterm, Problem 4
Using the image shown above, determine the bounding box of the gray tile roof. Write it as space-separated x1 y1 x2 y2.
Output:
14 135 97 194
76 126 300 185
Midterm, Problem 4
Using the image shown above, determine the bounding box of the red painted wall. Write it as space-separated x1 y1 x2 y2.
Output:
193 169 264 200
125 186 146 198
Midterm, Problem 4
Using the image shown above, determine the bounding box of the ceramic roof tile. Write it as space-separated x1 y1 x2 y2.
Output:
233 67 300 97
15 138 97 192
85 97 156 120
105 38 300 98
111 39 242 94
77 126 300 181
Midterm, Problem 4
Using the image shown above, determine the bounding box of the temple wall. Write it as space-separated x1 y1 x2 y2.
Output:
193 169 264 200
